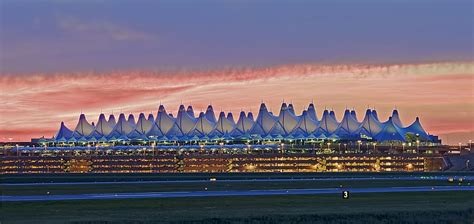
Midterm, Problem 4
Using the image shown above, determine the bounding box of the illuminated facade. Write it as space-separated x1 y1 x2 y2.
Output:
49 103 438 144
1 153 444 174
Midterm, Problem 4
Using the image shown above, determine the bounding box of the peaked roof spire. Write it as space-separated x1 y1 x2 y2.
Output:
51 103 436 143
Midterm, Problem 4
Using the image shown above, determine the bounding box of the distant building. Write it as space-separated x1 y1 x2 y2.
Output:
49 103 437 144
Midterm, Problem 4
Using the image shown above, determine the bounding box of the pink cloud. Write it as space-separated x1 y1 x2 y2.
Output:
0 62 472 144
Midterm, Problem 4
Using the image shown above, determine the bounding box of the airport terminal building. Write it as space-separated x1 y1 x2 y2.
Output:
47 103 438 145
2 102 448 174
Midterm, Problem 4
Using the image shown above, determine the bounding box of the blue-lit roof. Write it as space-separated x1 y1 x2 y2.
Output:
53 103 434 143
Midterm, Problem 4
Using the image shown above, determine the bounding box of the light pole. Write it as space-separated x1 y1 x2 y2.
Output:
402 143 406 153
357 140 362 153
219 142 224 154
416 140 420 152
373 142 377 153
459 142 462 151
469 140 472 151
15 144 20 157
327 142 331 151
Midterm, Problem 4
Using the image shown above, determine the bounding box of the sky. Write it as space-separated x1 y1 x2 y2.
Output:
0 0 473 145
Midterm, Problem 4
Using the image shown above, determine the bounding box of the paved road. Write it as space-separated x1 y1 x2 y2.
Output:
3 176 473 186
2 186 473 202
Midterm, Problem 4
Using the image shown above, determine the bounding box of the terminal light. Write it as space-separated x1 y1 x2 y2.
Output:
246 165 256 170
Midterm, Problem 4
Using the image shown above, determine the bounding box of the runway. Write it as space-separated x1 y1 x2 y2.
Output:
3 176 473 186
2 186 473 202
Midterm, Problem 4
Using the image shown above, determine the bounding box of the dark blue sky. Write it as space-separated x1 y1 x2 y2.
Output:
1 0 472 74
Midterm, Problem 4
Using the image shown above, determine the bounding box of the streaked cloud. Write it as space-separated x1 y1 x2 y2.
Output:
0 62 472 144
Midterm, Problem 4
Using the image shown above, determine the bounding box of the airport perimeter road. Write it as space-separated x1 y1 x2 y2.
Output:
2 176 473 186
2 186 473 202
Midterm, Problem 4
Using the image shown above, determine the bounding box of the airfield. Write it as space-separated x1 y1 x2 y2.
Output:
2 172 474 223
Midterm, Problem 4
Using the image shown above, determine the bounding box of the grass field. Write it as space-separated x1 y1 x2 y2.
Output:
2 172 473 223
2 191 474 223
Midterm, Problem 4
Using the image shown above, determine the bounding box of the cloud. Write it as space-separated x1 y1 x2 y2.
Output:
57 17 155 41
0 62 472 144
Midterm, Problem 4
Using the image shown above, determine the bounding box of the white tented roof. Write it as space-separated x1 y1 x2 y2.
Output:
54 103 434 143
275 103 300 135
350 110 358 121
319 110 339 134
95 114 113 136
403 117 431 140
336 109 360 137
155 105 181 137
186 105 195 118
292 110 319 135
127 114 136 127
74 114 95 137
375 117 405 142
307 103 318 121
177 105 197 135
108 114 117 127
216 111 235 134
192 112 216 136
55 121 73 140
147 114 155 122
107 113 135 138
358 109 383 137
251 103 277 136
134 113 154 134
287 103 295 114
234 111 254 135
205 105 217 124
391 110 404 128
